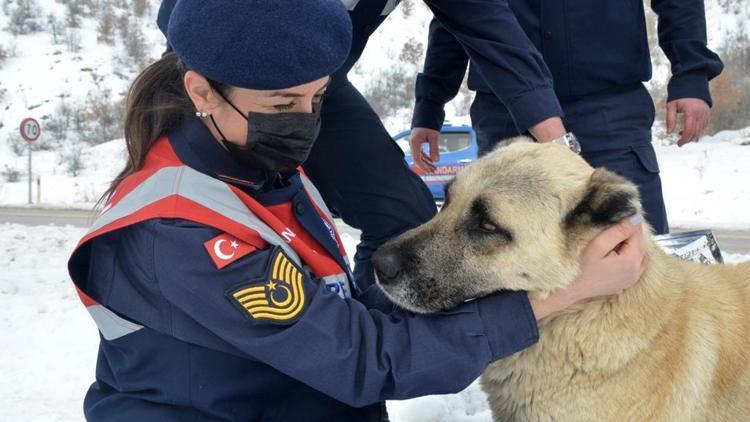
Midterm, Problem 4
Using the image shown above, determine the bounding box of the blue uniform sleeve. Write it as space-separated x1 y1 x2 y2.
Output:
412 18 470 131
420 0 563 133
651 0 723 106
105 219 538 407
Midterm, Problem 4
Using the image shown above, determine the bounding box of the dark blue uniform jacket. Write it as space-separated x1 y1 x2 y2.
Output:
411 0 724 133
69 116 539 421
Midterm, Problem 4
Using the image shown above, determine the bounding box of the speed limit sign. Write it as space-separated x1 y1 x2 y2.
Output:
20 117 42 204
20 117 41 142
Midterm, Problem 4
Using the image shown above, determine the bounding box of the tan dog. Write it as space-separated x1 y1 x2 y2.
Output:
372 138 750 421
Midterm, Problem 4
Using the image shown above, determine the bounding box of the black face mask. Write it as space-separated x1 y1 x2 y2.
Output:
209 90 323 172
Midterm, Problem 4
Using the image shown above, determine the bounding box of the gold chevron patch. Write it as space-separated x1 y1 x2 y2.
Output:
229 250 307 324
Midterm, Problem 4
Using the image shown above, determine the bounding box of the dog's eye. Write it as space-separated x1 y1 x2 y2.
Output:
479 219 498 233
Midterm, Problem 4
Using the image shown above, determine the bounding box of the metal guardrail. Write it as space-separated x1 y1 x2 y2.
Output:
0 206 94 227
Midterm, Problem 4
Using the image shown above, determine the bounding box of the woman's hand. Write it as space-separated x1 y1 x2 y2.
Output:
530 214 649 320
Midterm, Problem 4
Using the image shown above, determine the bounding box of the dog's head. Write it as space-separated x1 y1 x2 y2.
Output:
372 137 643 313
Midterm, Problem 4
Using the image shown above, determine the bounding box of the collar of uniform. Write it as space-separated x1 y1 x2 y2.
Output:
167 115 276 192
253 172 303 206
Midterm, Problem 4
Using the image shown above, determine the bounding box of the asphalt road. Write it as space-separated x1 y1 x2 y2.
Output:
1 206 749 254
0 206 365 242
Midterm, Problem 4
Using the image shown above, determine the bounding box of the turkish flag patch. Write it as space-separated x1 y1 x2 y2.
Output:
204 234 257 269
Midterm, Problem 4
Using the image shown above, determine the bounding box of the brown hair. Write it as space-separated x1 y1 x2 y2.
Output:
96 52 229 209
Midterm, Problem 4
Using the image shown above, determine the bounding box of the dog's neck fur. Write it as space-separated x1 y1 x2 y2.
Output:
538 237 690 371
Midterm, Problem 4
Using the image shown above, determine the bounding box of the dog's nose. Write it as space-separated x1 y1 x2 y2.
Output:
372 247 403 286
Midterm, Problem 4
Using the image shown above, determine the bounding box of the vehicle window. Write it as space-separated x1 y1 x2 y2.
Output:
439 132 472 153
396 132 472 156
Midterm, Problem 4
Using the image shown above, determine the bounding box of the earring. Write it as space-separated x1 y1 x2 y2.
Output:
195 110 209 118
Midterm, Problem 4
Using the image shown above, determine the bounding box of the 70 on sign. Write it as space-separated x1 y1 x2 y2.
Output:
20 117 41 142
19 117 42 204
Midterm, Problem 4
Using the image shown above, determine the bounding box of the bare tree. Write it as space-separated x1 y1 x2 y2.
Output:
122 25 151 70
8 0 43 35
398 37 423 65
97 7 115 45
400 0 414 18
1 165 21 183
46 98 73 146
709 49 750 132
0 44 7 69
59 142 87 177
364 37 424 119
133 0 149 18
64 28 82 53
47 13 63 44
65 0 83 28
72 73 125 145
115 9 131 41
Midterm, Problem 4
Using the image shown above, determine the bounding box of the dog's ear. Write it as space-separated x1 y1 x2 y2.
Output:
565 168 641 228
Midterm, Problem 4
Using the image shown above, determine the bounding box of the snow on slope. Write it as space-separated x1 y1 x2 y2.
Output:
1 225 748 422
0 137 125 206
1 0 745 152
704 0 750 51
0 0 164 173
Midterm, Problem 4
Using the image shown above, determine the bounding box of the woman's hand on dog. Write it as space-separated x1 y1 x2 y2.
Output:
530 213 649 320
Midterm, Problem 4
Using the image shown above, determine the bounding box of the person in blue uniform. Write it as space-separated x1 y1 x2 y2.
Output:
409 1 724 235
69 1 649 420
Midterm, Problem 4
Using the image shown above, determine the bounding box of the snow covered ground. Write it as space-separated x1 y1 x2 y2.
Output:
1 224 748 422
655 127 750 229
1 224 98 422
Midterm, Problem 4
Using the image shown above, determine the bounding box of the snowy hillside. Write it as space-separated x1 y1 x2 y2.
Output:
2 0 747 162
0 0 164 190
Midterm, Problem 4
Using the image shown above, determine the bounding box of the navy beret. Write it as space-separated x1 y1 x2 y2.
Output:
167 0 352 90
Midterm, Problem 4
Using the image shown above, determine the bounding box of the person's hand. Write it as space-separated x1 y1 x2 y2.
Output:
528 117 567 143
666 98 711 147
409 127 441 173
530 214 649 320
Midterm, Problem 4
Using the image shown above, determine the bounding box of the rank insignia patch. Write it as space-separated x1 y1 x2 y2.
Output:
228 249 308 324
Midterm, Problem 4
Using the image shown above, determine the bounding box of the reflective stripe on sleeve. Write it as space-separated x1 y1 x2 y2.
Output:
86 304 144 340
88 166 302 265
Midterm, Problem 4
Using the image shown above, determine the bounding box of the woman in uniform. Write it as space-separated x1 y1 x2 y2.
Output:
68 1 648 420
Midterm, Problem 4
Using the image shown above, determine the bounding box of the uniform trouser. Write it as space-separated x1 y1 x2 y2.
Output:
470 84 669 234
302 79 438 291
